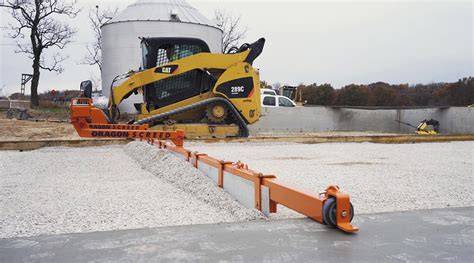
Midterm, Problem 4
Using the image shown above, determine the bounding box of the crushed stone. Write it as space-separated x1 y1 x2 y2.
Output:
123 141 264 221
0 144 263 239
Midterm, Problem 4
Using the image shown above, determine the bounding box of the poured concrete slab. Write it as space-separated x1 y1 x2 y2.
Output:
1 207 473 262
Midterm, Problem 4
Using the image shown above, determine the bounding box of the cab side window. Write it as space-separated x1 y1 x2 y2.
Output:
263 96 276 106
279 97 294 107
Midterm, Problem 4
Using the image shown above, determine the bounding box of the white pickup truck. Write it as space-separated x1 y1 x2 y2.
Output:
261 88 277 96
261 94 296 107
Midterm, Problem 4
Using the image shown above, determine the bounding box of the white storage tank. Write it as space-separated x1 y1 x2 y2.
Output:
101 0 222 113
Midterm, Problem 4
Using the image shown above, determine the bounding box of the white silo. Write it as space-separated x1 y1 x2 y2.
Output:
101 0 222 113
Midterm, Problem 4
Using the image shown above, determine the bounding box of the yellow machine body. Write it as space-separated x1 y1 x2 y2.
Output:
135 58 261 125
107 39 266 138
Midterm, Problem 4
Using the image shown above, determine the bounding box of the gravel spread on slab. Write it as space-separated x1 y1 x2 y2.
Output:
0 144 262 239
186 141 474 218
123 141 263 220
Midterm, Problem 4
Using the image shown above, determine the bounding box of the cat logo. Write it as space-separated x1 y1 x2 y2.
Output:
154 65 178 74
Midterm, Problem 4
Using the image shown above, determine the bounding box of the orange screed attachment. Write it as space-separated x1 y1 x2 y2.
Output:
152 139 360 233
70 98 185 147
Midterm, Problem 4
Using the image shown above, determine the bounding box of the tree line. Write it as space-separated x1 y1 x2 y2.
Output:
286 77 473 107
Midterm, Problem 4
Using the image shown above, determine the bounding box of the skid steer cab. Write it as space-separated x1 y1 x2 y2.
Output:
70 80 184 146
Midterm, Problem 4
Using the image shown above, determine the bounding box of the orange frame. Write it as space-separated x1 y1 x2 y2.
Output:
155 139 359 233
70 98 184 146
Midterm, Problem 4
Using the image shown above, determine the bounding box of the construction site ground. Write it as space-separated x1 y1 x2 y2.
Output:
1 138 473 261
1 113 473 261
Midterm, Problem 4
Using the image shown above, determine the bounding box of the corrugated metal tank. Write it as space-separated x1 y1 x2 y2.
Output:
101 0 222 113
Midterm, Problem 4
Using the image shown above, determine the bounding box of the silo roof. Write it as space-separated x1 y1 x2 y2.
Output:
105 0 221 30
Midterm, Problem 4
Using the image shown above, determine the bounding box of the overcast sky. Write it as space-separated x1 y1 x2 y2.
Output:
0 0 472 96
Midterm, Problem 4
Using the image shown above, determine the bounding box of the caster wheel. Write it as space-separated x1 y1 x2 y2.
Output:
323 198 354 227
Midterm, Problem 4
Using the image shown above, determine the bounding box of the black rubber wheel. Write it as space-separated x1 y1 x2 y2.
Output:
323 198 354 227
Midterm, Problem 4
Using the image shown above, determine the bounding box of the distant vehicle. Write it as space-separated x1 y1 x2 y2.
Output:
260 88 277 96
280 85 298 101
261 94 296 107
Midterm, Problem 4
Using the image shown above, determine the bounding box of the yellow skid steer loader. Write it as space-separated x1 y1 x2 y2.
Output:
104 38 266 138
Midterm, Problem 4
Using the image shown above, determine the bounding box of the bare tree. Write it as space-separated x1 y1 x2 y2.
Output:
214 9 247 53
82 5 118 73
0 0 79 106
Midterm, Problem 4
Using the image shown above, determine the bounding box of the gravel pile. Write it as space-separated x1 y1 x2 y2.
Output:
187 141 474 217
123 141 264 221
0 145 262 239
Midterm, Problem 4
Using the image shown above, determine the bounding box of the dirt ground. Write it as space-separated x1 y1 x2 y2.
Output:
0 111 79 141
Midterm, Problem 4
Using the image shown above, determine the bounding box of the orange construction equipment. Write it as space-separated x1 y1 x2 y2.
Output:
70 97 184 146
70 96 358 233
159 140 359 233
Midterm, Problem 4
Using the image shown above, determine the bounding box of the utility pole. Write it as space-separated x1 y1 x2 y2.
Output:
21 74 33 96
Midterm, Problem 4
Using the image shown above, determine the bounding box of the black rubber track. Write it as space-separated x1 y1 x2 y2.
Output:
134 97 249 137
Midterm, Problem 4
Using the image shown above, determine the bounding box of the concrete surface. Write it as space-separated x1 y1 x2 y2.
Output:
187 141 474 217
1 207 473 262
251 106 474 134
